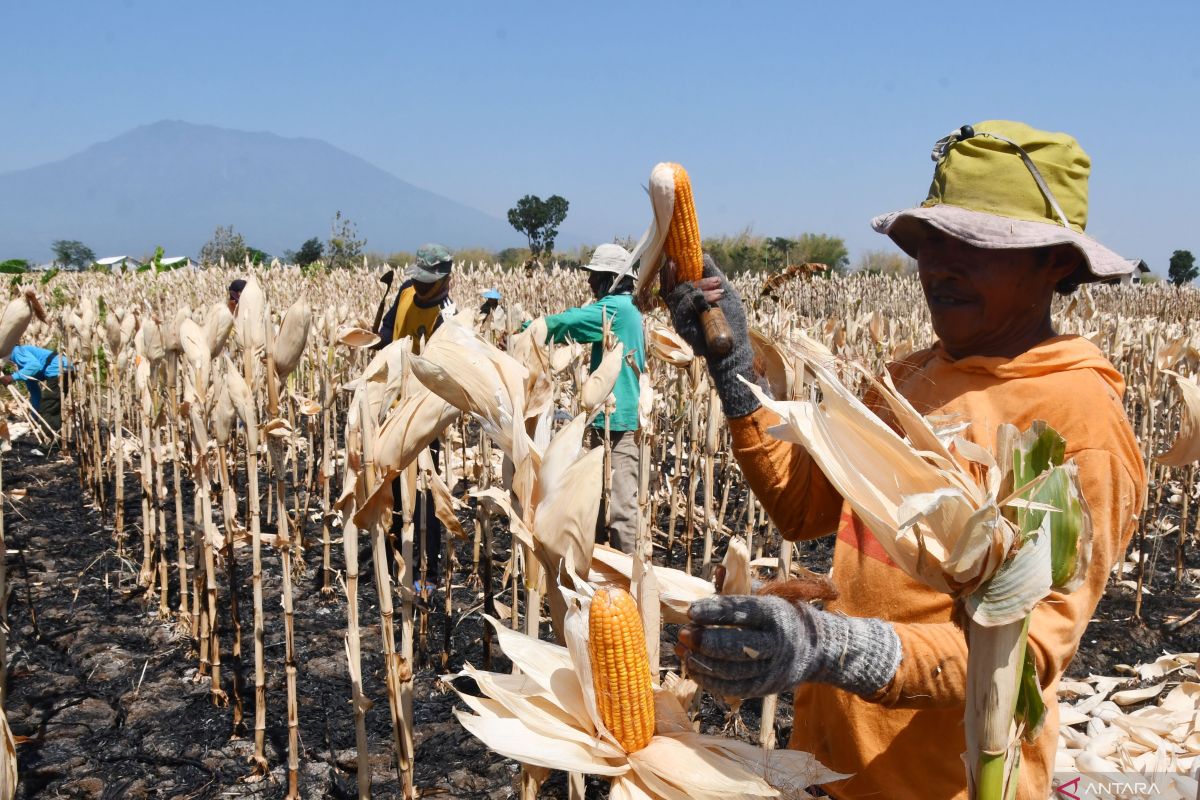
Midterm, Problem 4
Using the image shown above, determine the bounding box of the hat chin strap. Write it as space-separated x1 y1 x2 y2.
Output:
932 126 1072 229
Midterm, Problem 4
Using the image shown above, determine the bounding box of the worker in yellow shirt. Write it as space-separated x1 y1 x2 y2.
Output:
376 244 454 593
378 244 453 353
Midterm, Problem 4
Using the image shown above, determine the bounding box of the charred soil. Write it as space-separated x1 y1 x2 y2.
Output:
3 442 1197 798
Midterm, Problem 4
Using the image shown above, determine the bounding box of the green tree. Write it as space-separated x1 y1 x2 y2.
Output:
286 237 324 267
51 239 96 270
496 247 533 270
856 249 917 275
792 233 849 272
1168 249 1197 286
765 237 796 269
326 211 366 269
507 194 569 261
247 247 271 265
199 225 249 265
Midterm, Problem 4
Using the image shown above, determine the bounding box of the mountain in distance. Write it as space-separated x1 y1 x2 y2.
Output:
0 120 525 261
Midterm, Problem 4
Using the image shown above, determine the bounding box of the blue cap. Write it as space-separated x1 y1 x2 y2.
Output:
481 289 501 300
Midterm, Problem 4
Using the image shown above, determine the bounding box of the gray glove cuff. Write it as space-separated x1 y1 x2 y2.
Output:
810 610 902 698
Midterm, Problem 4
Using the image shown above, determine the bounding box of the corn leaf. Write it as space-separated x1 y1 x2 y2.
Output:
1014 648 1046 743
964 514 1052 626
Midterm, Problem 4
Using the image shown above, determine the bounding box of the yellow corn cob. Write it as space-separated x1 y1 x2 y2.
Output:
587 587 655 752
663 163 704 283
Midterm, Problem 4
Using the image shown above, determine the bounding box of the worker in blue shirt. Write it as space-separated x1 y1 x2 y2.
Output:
530 244 646 553
2 344 72 430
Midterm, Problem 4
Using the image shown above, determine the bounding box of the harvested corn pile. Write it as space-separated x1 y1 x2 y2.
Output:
1056 652 1200 798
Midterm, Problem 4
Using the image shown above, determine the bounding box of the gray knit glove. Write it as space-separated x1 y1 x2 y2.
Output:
678 594 902 699
663 255 762 418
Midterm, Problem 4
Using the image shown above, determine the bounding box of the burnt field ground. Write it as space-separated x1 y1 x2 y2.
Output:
3 438 1198 799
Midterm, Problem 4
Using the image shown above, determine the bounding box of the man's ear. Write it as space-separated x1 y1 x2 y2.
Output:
1045 245 1084 284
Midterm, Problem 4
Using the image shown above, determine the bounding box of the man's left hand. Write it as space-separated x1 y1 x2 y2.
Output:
677 593 903 700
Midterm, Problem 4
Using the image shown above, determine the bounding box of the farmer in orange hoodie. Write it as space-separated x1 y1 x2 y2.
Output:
667 121 1147 799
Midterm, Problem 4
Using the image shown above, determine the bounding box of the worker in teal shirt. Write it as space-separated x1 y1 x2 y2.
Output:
2 344 71 429
534 244 645 553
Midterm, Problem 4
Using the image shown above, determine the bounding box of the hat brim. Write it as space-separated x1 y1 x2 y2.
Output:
406 264 451 283
577 261 627 275
872 204 1132 280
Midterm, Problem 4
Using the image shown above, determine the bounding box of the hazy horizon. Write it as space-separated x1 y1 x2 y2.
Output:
3 1 1197 271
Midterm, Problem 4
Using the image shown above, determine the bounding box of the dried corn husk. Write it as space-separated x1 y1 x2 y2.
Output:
274 300 312 378
235 274 266 350
719 537 752 595
163 308 188 352
410 317 532 468
0 709 16 800
580 342 624 412
1155 370 1200 466
212 383 237 446
373 386 459 477
588 545 714 624
336 325 380 348
203 302 234 358
0 294 35 358
627 162 683 310
178 318 209 374
646 324 693 367
224 358 258 448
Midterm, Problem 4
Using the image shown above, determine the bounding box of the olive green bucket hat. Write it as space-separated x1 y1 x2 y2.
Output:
406 243 453 283
872 120 1131 280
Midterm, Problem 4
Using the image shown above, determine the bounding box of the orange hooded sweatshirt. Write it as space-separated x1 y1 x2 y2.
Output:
728 335 1146 800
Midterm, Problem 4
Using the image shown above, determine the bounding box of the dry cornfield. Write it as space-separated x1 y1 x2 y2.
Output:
0 262 1197 798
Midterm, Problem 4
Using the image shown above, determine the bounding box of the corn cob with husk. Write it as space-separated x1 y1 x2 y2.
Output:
0 291 45 359
450 581 846 799
626 162 733 356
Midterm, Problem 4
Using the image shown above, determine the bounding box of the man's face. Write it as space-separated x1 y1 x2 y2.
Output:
413 275 449 301
915 226 1075 359
228 290 241 307
587 271 605 299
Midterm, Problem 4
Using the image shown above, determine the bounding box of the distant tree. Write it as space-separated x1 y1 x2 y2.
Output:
702 228 763 272
1168 249 1197 286
199 225 249 265
326 211 366 269
452 247 496 266
507 194 569 261
496 247 533 270
52 240 96 270
285 237 324 267
765 237 796 269
247 247 271 266
792 233 850 273
0 259 29 274
856 249 917 276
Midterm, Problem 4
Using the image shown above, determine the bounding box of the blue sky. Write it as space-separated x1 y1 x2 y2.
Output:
3 1 1197 270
